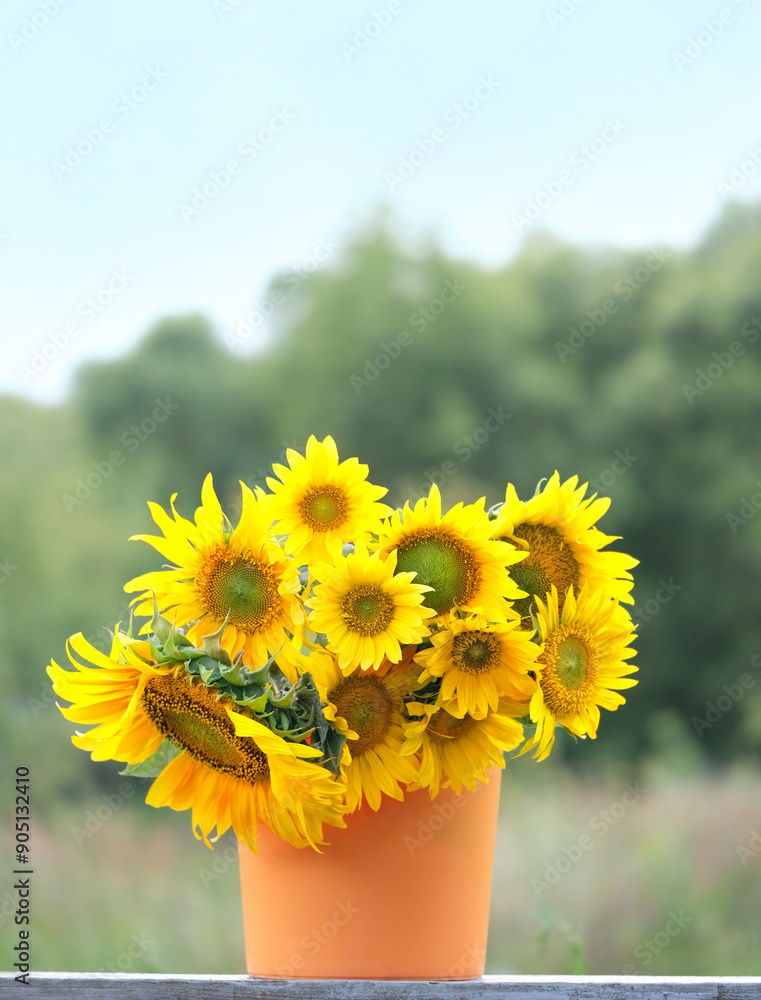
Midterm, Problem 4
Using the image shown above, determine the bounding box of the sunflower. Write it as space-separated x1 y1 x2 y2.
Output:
265 435 392 565
415 613 538 720
310 650 419 812
124 475 304 672
521 584 638 761
490 472 637 620
373 485 525 621
306 545 435 672
400 699 525 798
48 633 346 851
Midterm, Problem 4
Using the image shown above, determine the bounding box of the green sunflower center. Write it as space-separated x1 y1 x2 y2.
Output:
299 484 349 532
197 547 280 632
141 673 269 784
539 624 597 718
555 637 588 689
452 632 499 673
341 585 395 636
508 524 580 619
426 708 478 743
330 675 392 756
395 530 478 615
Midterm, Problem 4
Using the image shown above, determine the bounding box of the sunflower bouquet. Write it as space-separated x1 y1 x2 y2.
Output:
49 436 638 854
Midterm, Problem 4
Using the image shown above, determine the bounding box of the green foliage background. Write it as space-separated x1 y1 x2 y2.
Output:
1 206 760 973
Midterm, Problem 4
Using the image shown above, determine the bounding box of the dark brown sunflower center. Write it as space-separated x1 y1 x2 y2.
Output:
539 624 597 717
394 529 479 615
298 485 350 532
141 673 269 784
508 524 580 618
426 708 478 743
341 586 395 636
329 675 392 756
452 632 499 673
196 546 280 631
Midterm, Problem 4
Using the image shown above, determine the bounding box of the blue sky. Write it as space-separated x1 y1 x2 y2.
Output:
2 0 761 401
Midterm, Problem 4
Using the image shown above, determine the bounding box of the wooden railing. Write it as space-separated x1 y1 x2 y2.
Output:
0 975 759 999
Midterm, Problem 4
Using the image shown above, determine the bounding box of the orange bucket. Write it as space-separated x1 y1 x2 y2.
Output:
238 772 501 979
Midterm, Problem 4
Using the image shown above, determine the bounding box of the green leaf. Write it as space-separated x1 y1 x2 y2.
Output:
120 740 180 778
201 615 232 666
150 599 175 644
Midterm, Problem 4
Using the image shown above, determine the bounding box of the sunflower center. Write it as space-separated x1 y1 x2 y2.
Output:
556 637 588 689
341 586 395 636
508 525 580 618
539 624 598 717
196 547 280 632
298 485 349 532
329 675 392 756
426 708 478 743
141 673 269 784
395 530 479 615
452 632 499 673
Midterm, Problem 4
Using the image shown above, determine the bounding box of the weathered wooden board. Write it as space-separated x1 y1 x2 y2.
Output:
0 974 759 1000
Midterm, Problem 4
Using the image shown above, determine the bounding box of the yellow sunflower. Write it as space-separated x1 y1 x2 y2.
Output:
490 472 637 619
373 485 525 621
309 649 419 812
306 545 435 672
521 584 638 761
415 613 538 720
400 699 525 798
48 633 346 851
265 435 392 565
124 474 304 671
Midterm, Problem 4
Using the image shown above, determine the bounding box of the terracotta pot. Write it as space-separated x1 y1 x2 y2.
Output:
238 772 501 980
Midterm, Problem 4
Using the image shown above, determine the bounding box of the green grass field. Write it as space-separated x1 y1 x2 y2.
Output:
15 759 761 976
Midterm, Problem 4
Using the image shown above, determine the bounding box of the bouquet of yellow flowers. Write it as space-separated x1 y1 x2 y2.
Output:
49 436 638 854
